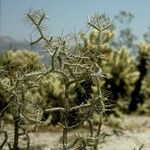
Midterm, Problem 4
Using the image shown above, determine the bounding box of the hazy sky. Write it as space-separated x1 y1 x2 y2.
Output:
1 0 150 41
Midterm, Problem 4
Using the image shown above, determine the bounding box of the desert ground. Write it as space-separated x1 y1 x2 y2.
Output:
1 115 150 150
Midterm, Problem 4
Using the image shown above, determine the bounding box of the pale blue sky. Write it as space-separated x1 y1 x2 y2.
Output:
1 0 150 40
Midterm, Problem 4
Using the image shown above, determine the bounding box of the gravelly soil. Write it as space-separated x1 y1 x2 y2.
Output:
0 115 150 150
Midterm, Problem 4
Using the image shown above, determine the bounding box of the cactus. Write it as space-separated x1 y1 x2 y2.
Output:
80 28 114 54
129 42 150 112
141 75 150 100
37 72 98 126
137 75 150 114
0 76 12 122
0 49 42 73
103 46 139 106
0 49 42 99
37 72 76 125
0 50 42 125
23 10 114 149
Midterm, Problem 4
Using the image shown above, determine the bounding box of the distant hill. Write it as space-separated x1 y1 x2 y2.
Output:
0 36 43 52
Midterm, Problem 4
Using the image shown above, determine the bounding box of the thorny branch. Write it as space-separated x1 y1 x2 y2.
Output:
0 10 113 150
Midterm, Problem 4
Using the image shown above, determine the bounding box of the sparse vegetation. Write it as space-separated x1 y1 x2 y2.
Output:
0 9 149 150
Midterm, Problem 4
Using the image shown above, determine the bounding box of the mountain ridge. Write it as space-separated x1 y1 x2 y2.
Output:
0 36 43 52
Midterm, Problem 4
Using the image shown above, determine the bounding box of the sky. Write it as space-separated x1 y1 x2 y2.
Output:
0 0 150 41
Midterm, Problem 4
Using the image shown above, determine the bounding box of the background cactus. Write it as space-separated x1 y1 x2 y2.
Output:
0 49 42 73
129 42 150 112
137 75 150 114
98 47 139 111
0 49 42 125
102 46 139 112
0 7 150 149
38 72 76 125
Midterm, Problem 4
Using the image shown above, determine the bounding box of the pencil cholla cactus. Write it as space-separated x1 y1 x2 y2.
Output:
24 10 114 149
